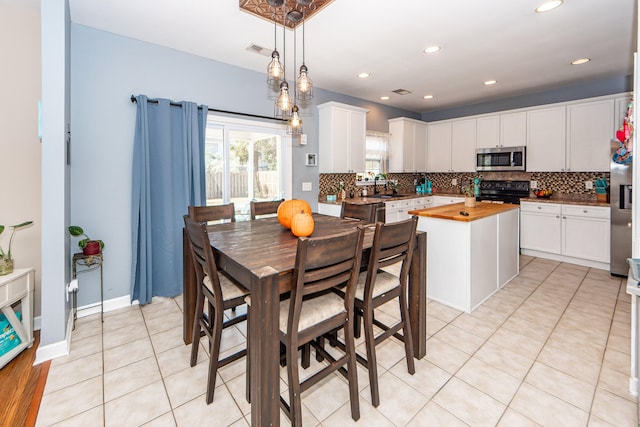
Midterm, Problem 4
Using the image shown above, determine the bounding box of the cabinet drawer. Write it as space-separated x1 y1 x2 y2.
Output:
385 201 400 211
562 205 610 219
400 199 415 209
520 202 561 214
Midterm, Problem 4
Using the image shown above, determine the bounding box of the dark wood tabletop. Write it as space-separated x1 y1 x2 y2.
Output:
182 213 426 427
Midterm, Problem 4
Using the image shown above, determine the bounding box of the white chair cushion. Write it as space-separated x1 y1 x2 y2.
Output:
354 270 400 302
279 292 346 333
203 273 248 301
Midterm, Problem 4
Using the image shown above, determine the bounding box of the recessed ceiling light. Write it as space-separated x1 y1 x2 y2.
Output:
423 95 434 99
357 72 370 79
571 58 591 65
535 0 563 13
484 80 497 86
424 46 441 54
380 96 390 100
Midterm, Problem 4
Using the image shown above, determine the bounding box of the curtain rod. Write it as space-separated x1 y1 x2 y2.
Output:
130 95 286 123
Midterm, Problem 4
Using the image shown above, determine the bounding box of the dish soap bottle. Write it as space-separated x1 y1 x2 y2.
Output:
339 181 346 200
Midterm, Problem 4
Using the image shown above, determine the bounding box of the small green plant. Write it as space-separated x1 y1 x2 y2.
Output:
462 181 476 197
0 221 33 259
68 225 104 250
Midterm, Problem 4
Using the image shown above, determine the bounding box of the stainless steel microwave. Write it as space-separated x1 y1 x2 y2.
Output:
476 146 526 172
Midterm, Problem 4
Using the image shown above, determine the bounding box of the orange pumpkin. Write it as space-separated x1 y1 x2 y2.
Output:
291 211 314 237
277 199 312 229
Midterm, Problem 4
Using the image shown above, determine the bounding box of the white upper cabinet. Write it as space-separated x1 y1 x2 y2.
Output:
427 122 452 172
388 117 428 172
427 120 476 173
500 112 527 147
451 119 477 172
318 102 368 173
566 99 614 172
476 116 500 149
526 106 566 172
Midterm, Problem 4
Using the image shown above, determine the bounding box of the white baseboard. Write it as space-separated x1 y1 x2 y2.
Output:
33 312 73 366
520 249 610 271
33 294 135 366
77 294 135 318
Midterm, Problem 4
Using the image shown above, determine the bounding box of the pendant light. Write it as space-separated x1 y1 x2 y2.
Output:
266 0 284 89
274 2 291 119
296 10 313 101
288 20 303 135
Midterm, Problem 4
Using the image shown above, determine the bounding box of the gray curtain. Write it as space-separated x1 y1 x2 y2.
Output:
131 95 207 304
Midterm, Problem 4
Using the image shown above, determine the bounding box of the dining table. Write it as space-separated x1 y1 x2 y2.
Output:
182 213 427 427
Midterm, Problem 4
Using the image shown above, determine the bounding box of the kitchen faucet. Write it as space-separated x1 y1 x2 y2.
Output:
374 176 380 194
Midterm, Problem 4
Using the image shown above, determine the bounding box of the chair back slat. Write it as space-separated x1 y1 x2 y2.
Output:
188 204 235 224
250 199 284 220
367 217 418 287
340 202 377 224
183 215 224 306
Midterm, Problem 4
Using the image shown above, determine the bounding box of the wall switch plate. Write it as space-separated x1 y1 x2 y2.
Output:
451 178 457 185
299 134 307 145
302 182 312 191
585 180 593 190
530 180 538 189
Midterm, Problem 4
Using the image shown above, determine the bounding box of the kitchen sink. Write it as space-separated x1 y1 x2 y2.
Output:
363 194 413 199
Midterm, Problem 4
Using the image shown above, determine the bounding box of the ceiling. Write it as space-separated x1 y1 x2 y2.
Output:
68 0 636 114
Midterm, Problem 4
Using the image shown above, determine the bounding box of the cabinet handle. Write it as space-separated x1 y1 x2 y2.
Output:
556 215 560 218
583 210 588 213
537 206 542 209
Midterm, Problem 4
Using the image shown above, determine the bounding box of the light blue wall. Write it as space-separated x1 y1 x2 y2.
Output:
40 0 71 348
70 24 417 305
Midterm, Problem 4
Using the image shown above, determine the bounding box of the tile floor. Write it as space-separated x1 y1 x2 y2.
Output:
36 256 638 426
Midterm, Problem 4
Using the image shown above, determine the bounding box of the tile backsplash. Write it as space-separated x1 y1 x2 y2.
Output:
319 171 610 201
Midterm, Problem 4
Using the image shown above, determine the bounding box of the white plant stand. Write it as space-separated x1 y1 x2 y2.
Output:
0 267 34 369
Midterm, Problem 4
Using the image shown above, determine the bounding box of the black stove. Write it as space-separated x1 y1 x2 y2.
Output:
478 180 530 204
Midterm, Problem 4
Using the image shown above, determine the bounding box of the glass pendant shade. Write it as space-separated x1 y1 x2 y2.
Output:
275 80 292 119
296 64 313 100
267 50 284 86
287 105 303 135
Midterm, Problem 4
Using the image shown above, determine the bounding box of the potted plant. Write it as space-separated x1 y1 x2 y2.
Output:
0 221 33 276
68 225 104 255
462 182 477 208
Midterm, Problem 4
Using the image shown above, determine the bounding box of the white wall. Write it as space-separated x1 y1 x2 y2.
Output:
0 1 42 316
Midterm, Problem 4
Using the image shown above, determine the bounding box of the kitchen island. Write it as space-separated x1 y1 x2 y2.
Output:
408 201 520 313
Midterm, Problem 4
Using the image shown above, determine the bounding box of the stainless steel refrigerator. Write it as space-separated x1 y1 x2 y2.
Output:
610 139 633 276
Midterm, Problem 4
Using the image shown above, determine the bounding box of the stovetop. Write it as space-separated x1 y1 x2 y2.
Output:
478 180 530 204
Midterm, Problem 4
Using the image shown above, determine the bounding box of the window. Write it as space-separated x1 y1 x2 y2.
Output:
205 114 292 221
365 131 389 176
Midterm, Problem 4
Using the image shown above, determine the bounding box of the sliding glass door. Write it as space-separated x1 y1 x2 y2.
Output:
205 114 292 220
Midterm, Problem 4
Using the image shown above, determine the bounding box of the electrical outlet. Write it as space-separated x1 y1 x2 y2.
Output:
302 182 312 191
451 178 457 186
585 181 593 190
530 180 538 189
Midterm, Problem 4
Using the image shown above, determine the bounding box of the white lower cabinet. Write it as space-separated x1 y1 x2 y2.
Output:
520 201 610 268
317 202 342 217
561 205 610 262
432 196 464 207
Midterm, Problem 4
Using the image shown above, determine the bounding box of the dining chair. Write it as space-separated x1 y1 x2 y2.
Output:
249 199 284 220
183 215 248 404
188 203 235 224
333 216 417 407
279 227 365 426
340 201 377 224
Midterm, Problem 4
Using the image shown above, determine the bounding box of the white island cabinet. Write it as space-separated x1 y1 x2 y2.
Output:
409 203 520 313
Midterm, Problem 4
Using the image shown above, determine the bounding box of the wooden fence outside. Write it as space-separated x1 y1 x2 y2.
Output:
206 171 279 199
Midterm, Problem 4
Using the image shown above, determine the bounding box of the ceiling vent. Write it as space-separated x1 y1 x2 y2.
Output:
392 89 412 95
246 44 272 57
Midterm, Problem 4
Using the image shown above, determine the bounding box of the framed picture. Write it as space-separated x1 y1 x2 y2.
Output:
305 153 317 167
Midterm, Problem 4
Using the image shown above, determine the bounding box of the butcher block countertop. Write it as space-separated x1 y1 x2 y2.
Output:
409 201 520 222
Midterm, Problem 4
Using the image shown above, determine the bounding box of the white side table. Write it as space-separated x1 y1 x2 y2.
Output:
0 267 34 369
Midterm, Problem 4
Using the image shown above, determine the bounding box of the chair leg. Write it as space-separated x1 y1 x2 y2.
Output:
205 313 223 404
353 311 362 339
190 289 205 367
345 320 360 421
245 310 251 404
399 294 415 375
301 343 311 369
363 305 380 407
286 340 303 427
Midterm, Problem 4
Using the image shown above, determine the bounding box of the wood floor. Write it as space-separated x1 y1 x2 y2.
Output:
0 331 50 427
